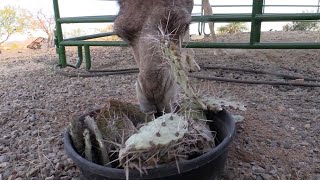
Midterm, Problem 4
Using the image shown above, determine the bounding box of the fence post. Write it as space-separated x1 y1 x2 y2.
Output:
76 46 83 68
250 0 264 45
84 45 91 70
53 0 67 68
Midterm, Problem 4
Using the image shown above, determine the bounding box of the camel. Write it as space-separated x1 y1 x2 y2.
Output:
114 0 195 114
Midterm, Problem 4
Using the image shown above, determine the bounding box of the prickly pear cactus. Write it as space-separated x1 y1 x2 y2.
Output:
118 113 214 170
68 33 246 176
119 113 188 157
165 42 246 113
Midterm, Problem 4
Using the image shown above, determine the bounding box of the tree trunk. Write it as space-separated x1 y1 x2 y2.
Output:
202 0 217 42
47 34 54 48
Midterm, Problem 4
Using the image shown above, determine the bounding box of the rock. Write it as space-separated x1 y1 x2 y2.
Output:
10 130 18 138
283 140 293 149
0 162 10 168
28 114 36 122
0 155 9 163
304 124 311 129
252 165 266 174
312 174 320 180
31 130 38 136
45 175 55 180
256 175 264 180
55 162 63 170
266 139 277 147
262 174 273 180
43 125 51 130
298 131 308 139
232 115 245 123
269 169 277 175
0 138 10 146
26 167 39 177
299 141 310 146
3 169 11 179
7 175 14 180
16 165 26 175
280 174 287 179
277 105 286 113
314 166 320 173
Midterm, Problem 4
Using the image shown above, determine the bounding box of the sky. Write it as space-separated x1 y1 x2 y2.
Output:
1 0 319 41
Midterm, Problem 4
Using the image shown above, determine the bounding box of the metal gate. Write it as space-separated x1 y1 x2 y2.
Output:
53 0 320 70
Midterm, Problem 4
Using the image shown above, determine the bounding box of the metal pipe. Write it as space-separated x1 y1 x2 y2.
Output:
60 41 127 46
193 4 320 8
256 13 320 21
53 0 67 67
250 0 263 45
55 13 320 24
185 42 320 49
60 40 320 49
192 14 252 22
76 46 83 68
65 32 116 41
57 15 116 23
84 45 91 70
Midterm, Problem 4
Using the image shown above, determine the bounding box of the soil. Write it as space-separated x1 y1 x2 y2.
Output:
0 31 319 180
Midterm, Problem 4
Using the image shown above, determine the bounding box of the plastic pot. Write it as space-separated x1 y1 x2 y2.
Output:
64 109 236 180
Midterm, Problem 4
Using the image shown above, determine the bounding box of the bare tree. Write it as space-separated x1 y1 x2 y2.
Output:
32 10 55 48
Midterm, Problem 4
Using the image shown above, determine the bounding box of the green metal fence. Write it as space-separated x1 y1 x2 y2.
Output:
53 0 320 70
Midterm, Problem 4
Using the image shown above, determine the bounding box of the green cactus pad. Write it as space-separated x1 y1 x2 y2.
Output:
119 113 188 157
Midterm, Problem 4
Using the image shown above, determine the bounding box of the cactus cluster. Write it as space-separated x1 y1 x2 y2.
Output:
165 42 247 113
69 100 148 166
118 113 214 171
68 33 246 177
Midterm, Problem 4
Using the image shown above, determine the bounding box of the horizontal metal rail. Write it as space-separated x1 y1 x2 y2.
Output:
60 41 127 46
57 13 320 24
64 32 116 41
57 15 116 23
194 4 320 8
255 13 320 21
60 41 320 49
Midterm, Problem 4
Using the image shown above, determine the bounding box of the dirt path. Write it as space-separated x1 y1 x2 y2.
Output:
0 32 319 180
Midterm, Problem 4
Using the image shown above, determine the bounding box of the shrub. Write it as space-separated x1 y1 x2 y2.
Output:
283 21 320 31
217 22 248 34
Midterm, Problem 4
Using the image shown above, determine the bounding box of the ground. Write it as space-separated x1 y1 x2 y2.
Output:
0 31 319 180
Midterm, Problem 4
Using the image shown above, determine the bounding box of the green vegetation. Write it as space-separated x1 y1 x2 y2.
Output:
0 6 31 46
217 22 248 34
283 21 320 31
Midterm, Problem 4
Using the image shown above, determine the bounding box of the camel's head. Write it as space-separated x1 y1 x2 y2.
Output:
114 0 193 114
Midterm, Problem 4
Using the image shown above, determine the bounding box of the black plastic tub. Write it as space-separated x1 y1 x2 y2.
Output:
64 109 236 180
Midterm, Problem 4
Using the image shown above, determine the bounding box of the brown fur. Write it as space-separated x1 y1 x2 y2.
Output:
114 0 193 113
